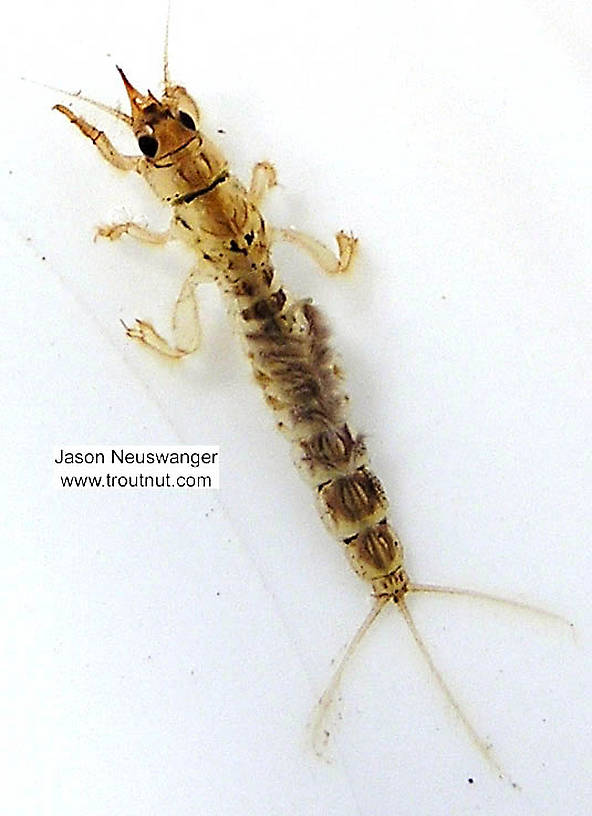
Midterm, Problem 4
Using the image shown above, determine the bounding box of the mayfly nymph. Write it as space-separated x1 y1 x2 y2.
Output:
53 39 567 785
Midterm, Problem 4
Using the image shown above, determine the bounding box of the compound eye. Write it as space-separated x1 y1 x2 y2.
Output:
178 110 196 130
138 134 159 157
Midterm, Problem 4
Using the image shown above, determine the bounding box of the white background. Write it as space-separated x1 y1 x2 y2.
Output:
1 1 591 814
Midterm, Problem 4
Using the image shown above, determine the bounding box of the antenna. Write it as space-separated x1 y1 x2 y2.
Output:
163 0 172 88
23 76 132 125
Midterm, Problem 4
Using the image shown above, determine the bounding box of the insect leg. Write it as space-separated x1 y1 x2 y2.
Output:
53 105 139 172
95 223 173 244
124 269 202 358
271 227 357 275
247 160 357 272
248 161 278 205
